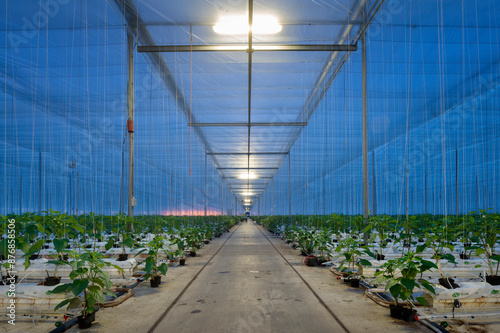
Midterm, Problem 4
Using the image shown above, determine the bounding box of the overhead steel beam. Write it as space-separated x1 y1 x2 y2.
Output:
234 189 264 191
138 44 357 53
230 183 269 185
230 186 267 188
207 152 288 156
223 177 273 180
188 122 307 127
219 167 278 170
140 20 363 27
235 194 262 196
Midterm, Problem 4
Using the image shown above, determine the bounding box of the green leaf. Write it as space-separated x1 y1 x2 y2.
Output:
363 249 376 259
401 278 416 291
420 259 438 271
53 239 69 253
72 224 85 234
53 298 74 311
389 284 402 300
47 259 69 267
416 244 427 253
87 286 107 304
89 277 106 289
46 283 72 295
24 239 45 256
359 259 372 267
474 264 482 269
419 279 436 295
71 279 89 297
158 263 168 276
105 237 115 251
475 248 486 256
491 290 499 295
442 253 457 264
123 237 135 248
134 248 147 256
490 255 500 262
110 264 125 273
416 296 428 306
385 278 399 291
69 267 88 280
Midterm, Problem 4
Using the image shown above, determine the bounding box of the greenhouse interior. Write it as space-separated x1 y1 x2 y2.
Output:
1 0 500 332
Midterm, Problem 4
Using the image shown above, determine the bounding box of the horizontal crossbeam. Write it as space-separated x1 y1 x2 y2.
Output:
138 44 357 53
208 152 288 156
223 177 273 180
189 122 307 127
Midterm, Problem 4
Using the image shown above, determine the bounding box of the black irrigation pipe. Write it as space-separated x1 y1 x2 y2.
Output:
48 315 80 333
419 319 451 333
255 223 352 333
146 222 242 333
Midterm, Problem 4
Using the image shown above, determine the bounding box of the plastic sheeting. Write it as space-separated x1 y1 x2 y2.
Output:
1 0 499 216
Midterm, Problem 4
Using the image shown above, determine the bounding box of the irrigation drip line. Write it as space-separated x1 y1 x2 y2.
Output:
146 222 242 333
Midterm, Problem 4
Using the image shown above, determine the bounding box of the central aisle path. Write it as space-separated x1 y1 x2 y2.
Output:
152 221 347 333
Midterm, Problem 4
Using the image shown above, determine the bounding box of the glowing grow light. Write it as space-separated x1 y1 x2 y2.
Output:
213 15 282 35
239 172 257 180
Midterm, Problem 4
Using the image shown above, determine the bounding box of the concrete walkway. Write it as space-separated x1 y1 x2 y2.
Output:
152 221 348 333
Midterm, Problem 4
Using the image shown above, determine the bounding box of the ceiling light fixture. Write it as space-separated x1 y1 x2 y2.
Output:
239 172 256 180
241 192 254 196
213 14 282 35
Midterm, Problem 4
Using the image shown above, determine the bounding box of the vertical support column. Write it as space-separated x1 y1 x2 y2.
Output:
271 179 274 215
362 26 368 223
170 173 173 215
19 177 22 214
76 171 79 215
120 149 124 214
475 174 478 212
372 150 377 215
424 137 428 213
69 173 72 214
288 153 291 222
455 149 458 216
323 98 327 216
127 31 135 228
39 151 42 214
424 170 428 213
406 169 409 222
204 153 207 216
